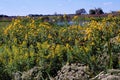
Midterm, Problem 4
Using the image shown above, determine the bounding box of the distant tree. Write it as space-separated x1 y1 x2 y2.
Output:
89 8 104 15
0 14 8 17
76 8 87 15
96 8 104 14
28 14 43 17
89 9 96 14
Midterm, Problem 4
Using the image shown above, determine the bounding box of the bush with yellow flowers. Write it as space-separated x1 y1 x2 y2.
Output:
0 14 120 79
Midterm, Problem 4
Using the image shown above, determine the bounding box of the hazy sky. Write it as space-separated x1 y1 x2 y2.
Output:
0 0 120 16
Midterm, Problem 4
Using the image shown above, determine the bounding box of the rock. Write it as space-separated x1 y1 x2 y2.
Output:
54 63 90 80
13 71 22 80
13 65 120 80
91 69 120 80
102 75 119 80
13 67 42 80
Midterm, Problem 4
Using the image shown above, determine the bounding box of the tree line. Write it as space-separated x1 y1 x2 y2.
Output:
76 8 104 15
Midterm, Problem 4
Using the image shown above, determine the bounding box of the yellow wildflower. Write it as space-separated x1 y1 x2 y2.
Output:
48 34 52 39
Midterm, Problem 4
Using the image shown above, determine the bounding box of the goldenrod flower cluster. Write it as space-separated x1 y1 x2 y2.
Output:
0 15 120 79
